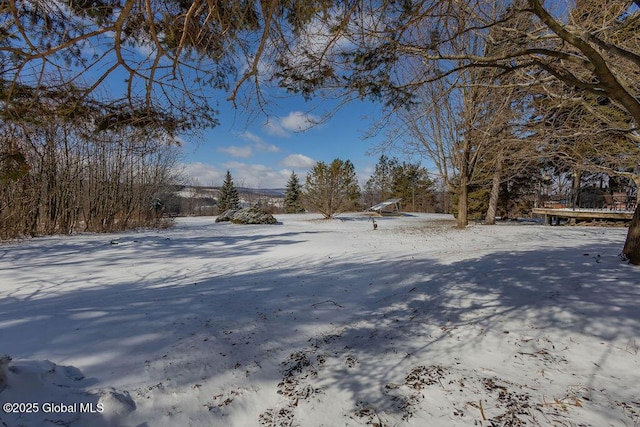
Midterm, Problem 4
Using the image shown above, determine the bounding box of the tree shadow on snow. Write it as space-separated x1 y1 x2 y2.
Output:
1 230 639 425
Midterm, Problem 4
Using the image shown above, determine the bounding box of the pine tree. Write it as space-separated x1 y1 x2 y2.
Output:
217 171 240 214
304 159 360 218
365 155 398 202
391 162 436 212
284 171 305 213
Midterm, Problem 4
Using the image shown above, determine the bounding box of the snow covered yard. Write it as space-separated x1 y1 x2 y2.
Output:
1 213 639 426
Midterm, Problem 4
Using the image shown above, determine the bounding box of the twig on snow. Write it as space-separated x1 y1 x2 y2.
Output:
311 300 343 308
479 399 487 421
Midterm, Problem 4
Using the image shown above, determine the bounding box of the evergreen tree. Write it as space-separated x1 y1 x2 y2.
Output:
284 171 305 213
365 155 399 203
365 157 435 212
217 171 240 214
391 162 436 212
304 159 360 219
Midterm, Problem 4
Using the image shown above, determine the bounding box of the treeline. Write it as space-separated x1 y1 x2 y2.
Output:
0 121 179 239
363 155 441 213
279 157 441 219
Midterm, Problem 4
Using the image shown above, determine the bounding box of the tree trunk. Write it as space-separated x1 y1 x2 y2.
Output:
622 177 640 265
484 154 503 225
484 175 500 225
571 169 581 210
457 175 469 228
623 205 640 265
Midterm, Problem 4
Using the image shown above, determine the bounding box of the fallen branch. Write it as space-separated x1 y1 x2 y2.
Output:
311 300 343 308
479 400 487 421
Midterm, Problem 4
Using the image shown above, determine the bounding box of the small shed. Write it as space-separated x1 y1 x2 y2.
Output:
368 198 402 215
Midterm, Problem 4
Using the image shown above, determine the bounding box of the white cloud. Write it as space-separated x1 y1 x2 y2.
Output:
222 161 292 188
281 111 318 132
179 161 288 188
255 140 281 153
263 117 290 137
237 131 280 153
218 145 253 158
178 162 224 186
238 131 264 144
264 111 319 136
280 154 316 169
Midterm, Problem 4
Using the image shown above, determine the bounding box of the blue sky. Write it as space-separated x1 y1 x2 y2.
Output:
179 94 392 189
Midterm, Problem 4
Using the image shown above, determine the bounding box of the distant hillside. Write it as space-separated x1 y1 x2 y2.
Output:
237 187 286 197
162 185 285 216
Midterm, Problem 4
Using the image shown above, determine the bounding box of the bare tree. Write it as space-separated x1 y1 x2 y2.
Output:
391 74 518 227
0 115 180 238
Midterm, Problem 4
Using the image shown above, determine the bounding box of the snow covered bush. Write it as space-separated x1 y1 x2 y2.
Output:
215 207 277 224
215 209 240 223
230 207 278 225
